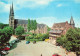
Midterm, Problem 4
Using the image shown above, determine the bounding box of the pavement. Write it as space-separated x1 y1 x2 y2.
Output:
6 41 75 56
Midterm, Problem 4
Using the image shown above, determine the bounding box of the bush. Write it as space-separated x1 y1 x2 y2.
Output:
0 26 14 45
26 39 43 41
24 32 33 35
25 33 49 41
18 36 25 40
56 28 80 53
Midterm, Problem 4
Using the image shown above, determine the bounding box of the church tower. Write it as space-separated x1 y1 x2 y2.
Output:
70 16 75 28
9 3 14 29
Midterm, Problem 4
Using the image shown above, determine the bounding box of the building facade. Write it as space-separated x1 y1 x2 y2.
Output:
49 17 75 45
9 3 47 34
30 24 47 34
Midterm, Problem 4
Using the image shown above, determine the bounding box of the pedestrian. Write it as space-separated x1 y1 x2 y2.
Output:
41 54 42 56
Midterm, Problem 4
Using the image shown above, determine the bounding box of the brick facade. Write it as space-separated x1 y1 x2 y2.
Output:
49 18 75 45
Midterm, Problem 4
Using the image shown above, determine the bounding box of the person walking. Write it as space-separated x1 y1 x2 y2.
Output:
41 54 42 56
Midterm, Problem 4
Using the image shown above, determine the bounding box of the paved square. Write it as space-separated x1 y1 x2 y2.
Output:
7 41 67 56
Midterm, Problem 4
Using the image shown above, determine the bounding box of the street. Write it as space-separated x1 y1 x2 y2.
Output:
7 41 67 56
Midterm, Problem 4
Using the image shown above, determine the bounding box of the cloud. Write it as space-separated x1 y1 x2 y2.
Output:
12 0 54 8
57 4 62 7
74 0 80 3
35 17 57 27
0 0 54 13
0 1 10 13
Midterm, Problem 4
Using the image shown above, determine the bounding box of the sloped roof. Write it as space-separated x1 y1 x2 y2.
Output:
53 22 67 28
15 19 28 24
49 30 62 33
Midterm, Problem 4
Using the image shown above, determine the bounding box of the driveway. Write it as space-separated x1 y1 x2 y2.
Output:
7 41 68 56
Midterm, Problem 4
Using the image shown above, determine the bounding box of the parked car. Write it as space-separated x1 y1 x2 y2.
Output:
52 54 61 56
11 40 16 44
0 54 1 56
9 43 12 47
1 45 10 51
45 39 49 42
33 41 36 44
15 39 20 43
0 50 8 55
26 41 30 44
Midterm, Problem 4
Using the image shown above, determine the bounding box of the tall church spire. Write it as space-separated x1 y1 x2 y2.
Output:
11 2 14 16
9 2 14 29
9 6 12 16
9 2 14 16
70 16 75 27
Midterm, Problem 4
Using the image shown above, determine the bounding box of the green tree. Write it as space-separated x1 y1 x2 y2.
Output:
27 19 31 32
27 19 37 32
15 26 24 35
0 23 4 29
33 20 37 31
47 26 51 32
0 26 14 45
3 26 14 37
56 28 80 55
30 20 34 30
66 28 80 52
0 23 9 29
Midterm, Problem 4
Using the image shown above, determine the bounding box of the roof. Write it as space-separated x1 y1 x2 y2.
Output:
53 22 68 28
15 19 28 24
37 24 46 29
49 30 62 34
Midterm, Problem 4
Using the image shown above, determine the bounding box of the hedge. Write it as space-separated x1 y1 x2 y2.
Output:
26 39 43 41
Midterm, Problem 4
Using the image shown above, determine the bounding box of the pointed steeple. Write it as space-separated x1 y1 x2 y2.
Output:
9 2 15 29
70 16 75 27
9 5 12 16
11 2 14 16
9 2 14 16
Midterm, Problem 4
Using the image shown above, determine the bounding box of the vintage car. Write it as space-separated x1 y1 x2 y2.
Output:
33 41 36 44
26 41 30 44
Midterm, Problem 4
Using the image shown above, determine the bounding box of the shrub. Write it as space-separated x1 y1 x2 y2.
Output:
56 28 80 55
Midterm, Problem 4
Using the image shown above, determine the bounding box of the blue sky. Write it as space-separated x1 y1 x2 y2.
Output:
0 0 80 27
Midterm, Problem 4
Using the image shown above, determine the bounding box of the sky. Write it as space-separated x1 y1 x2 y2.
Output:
0 0 80 28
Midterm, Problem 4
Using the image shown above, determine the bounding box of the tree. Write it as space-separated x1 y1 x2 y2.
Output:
27 19 31 32
0 26 14 45
33 20 37 31
47 26 51 32
0 31 6 45
3 26 14 37
66 28 80 52
30 20 34 30
0 23 4 29
56 28 80 55
27 19 37 32
0 23 9 29
15 26 24 35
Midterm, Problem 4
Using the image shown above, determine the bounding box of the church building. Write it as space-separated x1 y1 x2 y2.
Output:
49 16 75 45
9 3 47 34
